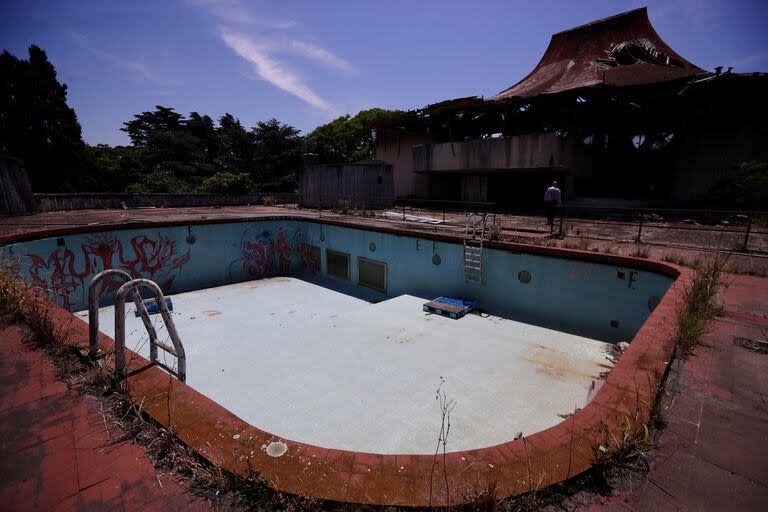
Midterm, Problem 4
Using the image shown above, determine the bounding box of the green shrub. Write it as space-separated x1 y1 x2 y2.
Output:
124 182 152 194
708 160 768 210
198 172 255 195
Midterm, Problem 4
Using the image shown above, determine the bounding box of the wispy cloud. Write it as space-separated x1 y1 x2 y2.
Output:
189 0 297 28
232 35 357 75
67 31 162 84
284 40 357 74
194 1 355 112
220 30 333 112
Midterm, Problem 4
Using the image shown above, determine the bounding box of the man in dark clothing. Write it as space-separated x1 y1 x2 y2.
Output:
544 181 561 228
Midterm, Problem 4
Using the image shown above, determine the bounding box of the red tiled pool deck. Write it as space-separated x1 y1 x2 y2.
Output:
1 207 767 510
0 325 211 511
591 274 768 511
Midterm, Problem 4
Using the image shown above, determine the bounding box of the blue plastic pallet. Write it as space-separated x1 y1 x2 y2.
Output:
136 297 173 317
422 296 474 319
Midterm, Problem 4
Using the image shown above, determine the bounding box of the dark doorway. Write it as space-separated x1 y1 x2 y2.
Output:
428 174 461 200
488 173 562 210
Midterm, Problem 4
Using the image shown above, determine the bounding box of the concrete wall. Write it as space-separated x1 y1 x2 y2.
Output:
375 133 431 198
376 133 592 201
35 193 298 211
410 134 592 202
300 163 394 209
3 218 672 342
412 133 589 173
0 156 36 216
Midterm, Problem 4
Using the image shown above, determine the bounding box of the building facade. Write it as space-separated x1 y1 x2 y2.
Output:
373 8 768 206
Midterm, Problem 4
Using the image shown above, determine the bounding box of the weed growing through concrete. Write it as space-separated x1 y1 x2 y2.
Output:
335 198 351 214
661 254 689 267
674 252 730 356
429 377 456 508
490 220 503 241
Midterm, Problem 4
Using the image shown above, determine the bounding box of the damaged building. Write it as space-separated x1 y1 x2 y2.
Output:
374 7 768 206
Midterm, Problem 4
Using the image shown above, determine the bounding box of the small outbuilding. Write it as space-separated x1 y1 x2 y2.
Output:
300 160 394 210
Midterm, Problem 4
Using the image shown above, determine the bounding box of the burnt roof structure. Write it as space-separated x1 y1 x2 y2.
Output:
492 7 707 100
373 7 765 141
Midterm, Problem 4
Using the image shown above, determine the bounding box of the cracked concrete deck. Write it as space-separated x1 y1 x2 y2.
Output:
591 274 768 511
0 325 211 511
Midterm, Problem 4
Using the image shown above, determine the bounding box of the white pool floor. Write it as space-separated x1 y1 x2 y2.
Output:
79 277 614 454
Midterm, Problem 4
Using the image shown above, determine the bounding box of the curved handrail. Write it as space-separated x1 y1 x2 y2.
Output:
114 278 186 381
88 269 154 358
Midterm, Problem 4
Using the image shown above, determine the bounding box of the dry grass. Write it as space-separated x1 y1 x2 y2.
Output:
674 252 729 356
661 254 689 267
335 199 351 215
628 245 650 259
490 221 503 241
564 235 591 251
0 266 63 349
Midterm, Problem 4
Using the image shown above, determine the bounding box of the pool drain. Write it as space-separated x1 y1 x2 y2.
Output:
266 441 288 457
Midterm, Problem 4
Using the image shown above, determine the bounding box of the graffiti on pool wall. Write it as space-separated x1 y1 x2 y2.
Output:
294 232 318 272
27 232 191 309
236 227 318 277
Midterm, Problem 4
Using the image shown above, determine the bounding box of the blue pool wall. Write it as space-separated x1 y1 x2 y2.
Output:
1 219 673 342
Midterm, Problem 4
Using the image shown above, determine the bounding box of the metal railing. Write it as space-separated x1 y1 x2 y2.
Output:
114 278 186 382
88 269 153 359
390 198 767 253
553 206 767 253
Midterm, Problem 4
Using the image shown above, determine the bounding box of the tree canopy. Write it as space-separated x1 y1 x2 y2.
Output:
0 45 86 192
0 45 402 194
306 108 403 164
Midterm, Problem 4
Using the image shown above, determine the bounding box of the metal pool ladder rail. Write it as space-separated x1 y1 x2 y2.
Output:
88 270 186 382
463 213 492 284
88 269 151 359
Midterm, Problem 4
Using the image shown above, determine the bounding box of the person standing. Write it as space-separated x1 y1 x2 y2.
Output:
544 181 561 228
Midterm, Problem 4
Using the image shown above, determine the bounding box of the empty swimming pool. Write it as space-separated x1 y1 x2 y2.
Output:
79 277 614 453
3 218 674 456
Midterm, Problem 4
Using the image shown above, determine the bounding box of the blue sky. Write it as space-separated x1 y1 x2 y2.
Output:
1 0 766 146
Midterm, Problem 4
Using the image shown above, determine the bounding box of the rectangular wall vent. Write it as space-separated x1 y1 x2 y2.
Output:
358 257 387 292
326 249 350 280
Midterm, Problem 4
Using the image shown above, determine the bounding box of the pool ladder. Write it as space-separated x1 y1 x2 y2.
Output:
88 269 186 382
463 213 493 284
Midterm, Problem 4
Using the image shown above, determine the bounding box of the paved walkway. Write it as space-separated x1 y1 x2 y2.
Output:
0 325 209 511
593 274 768 511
